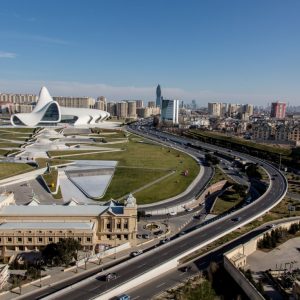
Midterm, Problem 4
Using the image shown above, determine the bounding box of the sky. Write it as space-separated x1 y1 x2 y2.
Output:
0 0 300 105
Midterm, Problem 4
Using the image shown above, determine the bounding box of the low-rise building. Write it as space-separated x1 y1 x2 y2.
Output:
0 193 137 262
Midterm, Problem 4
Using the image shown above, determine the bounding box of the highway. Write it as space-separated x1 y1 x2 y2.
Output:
20 127 287 300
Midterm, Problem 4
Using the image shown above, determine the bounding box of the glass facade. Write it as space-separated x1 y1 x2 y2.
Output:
41 103 60 122
12 116 26 126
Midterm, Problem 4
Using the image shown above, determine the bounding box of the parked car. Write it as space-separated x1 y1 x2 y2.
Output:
136 234 142 239
185 207 193 212
105 272 117 281
266 224 276 229
160 238 170 244
130 250 143 257
168 211 177 216
231 217 241 222
143 233 150 239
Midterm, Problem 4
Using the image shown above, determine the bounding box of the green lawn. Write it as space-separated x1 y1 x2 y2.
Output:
134 166 198 204
49 137 200 204
35 158 72 168
102 167 170 201
0 134 30 141
42 169 58 192
0 128 35 134
209 166 233 186
0 162 34 179
0 149 9 156
48 150 106 157
64 143 127 148
0 143 21 148
212 188 243 215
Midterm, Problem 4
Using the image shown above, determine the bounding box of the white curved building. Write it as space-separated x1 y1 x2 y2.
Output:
11 87 110 127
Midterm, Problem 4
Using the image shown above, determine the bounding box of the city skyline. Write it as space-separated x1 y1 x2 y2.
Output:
0 0 300 105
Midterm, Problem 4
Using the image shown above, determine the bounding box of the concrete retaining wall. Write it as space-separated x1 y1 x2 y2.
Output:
224 218 300 300
224 256 264 300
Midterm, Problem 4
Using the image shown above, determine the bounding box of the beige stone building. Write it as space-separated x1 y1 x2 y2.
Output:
53 96 95 109
0 93 37 104
0 193 137 262
127 101 137 118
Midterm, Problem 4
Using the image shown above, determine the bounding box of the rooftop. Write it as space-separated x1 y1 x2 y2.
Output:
0 204 109 217
0 221 94 230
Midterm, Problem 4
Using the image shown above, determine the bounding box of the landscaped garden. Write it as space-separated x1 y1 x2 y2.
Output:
49 133 200 204
0 162 34 180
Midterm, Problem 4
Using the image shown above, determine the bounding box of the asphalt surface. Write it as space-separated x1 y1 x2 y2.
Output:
20 127 287 300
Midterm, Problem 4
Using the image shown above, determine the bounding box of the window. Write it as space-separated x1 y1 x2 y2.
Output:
107 234 111 239
0 238 2 243
28 238 32 242
78 237 82 242
49 237 53 242
12 116 25 126
117 223 121 229
86 237 91 242
124 222 128 230
41 102 60 121
124 234 128 240
38 238 43 243
106 222 111 230
59 238 63 242
18 237 22 243
117 234 121 240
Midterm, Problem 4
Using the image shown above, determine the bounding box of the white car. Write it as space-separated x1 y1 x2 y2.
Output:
168 211 177 216
185 207 193 212
130 250 143 257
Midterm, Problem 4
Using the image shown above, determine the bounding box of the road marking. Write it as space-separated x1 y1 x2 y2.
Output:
88 286 100 292
156 282 166 288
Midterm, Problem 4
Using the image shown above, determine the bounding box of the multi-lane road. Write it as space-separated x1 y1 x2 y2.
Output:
20 127 287 300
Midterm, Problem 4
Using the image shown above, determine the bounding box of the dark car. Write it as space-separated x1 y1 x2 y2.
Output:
105 272 117 281
160 237 170 244
231 217 241 222
116 294 131 300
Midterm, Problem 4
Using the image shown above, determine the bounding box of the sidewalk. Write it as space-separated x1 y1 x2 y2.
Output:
0 240 157 300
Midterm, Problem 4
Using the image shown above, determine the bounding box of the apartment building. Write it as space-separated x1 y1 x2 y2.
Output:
0 93 37 104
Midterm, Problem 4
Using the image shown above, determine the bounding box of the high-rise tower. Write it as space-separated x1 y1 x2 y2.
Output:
156 84 162 108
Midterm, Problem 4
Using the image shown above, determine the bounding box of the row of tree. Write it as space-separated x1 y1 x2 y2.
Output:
257 227 288 249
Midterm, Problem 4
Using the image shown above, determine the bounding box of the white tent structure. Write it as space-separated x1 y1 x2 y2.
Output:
11 87 110 127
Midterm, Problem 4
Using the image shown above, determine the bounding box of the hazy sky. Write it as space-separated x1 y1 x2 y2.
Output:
0 0 300 105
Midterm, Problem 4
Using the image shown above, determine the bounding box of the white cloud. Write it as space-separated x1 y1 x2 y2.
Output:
0 51 16 58
0 79 298 106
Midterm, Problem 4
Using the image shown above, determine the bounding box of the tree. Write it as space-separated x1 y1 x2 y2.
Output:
245 163 262 179
153 116 160 127
205 154 220 165
42 238 82 267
